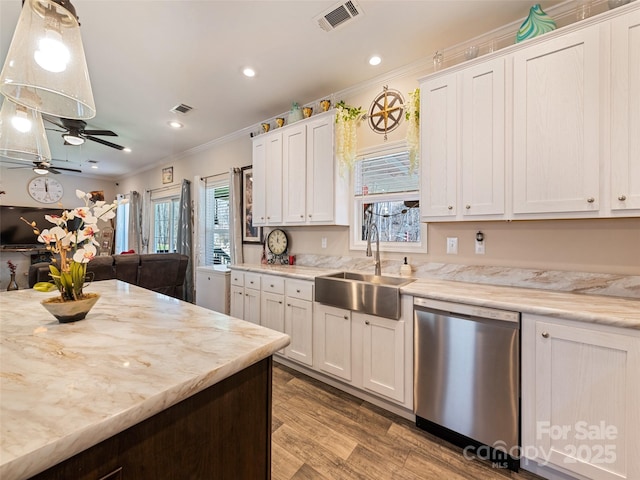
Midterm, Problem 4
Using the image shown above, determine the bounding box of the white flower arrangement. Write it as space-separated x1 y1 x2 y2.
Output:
21 190 127 301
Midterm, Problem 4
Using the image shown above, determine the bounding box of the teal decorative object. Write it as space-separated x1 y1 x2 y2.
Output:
516 4 556 43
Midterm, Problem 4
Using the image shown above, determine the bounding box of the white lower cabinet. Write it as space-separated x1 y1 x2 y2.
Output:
522 313 640 480
229 272 261 325
314 299 412 407
357 312 405 403
284 280 314 366
315 303 353 382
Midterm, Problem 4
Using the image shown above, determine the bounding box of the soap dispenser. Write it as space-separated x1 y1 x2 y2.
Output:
400 257 412 277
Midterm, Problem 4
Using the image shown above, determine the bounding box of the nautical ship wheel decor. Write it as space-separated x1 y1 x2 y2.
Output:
367 86 405 140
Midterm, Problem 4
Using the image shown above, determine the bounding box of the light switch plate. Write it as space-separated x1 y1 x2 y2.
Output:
446 237 458 254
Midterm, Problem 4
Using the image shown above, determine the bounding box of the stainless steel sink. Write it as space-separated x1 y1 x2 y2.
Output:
314 271 414 320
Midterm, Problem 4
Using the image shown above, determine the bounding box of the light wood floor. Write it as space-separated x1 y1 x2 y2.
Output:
272 363 545 480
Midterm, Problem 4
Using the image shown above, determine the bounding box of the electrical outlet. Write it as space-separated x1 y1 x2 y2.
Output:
321 237 327 249
475 239 485 255
446 237 458 254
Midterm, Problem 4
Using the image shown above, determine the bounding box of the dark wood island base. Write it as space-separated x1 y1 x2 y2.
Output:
30 358 273 480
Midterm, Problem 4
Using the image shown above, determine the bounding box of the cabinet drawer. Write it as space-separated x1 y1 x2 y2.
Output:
286 280 313 301
262 275 284 294
245 273 261 290
230 271 244 287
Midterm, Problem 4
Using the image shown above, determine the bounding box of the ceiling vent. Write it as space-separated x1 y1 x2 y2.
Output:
170 103 193 114
314 1 364 32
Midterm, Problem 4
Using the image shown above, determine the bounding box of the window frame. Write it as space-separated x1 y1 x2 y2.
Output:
349 142 427 254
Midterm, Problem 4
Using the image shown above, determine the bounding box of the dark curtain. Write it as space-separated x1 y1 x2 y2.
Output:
177 179 194 302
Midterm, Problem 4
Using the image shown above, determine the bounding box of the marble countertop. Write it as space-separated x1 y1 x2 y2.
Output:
403 278 640 330
231 263 640 330
0 280 290 480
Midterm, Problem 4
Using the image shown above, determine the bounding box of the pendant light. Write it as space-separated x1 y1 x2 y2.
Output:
0 0 96 120
0 97 52 162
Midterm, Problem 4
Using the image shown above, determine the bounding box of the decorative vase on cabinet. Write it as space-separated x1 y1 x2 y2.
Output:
516 4 556 43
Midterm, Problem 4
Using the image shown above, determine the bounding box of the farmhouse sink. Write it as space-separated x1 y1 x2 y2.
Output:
314 271 414 320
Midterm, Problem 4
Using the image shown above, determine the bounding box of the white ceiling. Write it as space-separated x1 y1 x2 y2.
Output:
1 0 562 179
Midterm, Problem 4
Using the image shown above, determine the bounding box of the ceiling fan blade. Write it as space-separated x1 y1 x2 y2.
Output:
48 168 62 174
85 135 125 150
83 129 117 136
52 166 82 173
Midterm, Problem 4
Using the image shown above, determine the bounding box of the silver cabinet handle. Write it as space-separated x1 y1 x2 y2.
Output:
296 289 301 293
447 205 453 210
541 332 549 338
365 320 370 325
587 197 595 203
308 214 312 217
279 301 283 304
344 315 349 320
465 205 471 210
270 284 274 288
618 195 627 201
287 303 291 307
300 215 304 218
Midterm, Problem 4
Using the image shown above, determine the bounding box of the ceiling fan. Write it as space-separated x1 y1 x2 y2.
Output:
7 160 82 175
43 116 125 150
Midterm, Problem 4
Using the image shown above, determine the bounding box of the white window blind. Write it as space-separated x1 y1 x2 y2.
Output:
204 182 231 265
354 150 419 196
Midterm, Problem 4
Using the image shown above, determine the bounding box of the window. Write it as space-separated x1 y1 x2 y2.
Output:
152 197 180 253
204 181 231 265
351 144 425 253
114 194 129 253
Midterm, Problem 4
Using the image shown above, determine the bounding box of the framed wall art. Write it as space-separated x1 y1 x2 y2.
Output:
241 166 262 243
162 166 173 184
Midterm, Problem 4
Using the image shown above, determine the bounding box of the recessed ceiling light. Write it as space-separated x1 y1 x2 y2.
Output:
168 121 183 129
369 55 382 66
91 165 98 169
123 147 132 153
243 67 256 77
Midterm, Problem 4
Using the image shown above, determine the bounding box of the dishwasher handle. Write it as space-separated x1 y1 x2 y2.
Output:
414 297 519 324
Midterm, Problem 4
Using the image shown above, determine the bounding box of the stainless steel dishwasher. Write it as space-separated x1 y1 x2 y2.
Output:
414 298 520 470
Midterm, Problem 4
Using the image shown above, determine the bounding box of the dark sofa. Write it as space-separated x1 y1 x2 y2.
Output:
29 253 189 299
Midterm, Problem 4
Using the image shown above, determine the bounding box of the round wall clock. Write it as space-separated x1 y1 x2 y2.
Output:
368 86 405 140
27 176 64 204
267 228 288 255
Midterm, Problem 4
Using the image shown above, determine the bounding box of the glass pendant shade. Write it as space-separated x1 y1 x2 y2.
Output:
0 0 96 120
0 98 52 162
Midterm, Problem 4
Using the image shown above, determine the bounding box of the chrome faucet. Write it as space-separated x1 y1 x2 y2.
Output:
366 223 381 276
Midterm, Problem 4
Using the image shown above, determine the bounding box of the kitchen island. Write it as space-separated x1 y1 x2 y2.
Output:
0 280 290 480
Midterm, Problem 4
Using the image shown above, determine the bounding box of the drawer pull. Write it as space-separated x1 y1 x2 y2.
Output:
447 205 453 210
618 195 627 201
365 320 370 325
296 289 301 293
465 205 471 210
541 331 550 338
344 315 349 320
587 197 595 203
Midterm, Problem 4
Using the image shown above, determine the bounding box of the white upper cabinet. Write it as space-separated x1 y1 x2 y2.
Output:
610 9 640 212
420 58 506 221
282 123 307 224
252 133 283 226
512 25 601 216
420 73 458 219
255 111 348 227
418 5 640 221
461 57 506 218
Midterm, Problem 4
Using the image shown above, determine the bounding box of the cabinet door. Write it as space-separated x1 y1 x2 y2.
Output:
243 288 261 325
611 9 640 211
230 285 244 319
265 133 283 224
315 303 352 382
306 115 337 224
420 73 458 218
282 124 307 224
285 297 313 366
461 58 505 217
522 315 640 480
262 291 285 354
513 26 601 215
252 138 267 226
359 313 404 403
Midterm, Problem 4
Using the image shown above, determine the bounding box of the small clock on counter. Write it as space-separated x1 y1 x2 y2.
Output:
266 228 290 264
